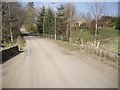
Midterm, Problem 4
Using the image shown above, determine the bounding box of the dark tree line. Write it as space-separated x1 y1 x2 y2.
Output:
37 3 76 42
37 6 55 36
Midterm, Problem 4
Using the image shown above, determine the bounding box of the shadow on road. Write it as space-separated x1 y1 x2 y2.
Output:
1 51 23 64
20 33 39 37
20 32 46 38
1 46 24 64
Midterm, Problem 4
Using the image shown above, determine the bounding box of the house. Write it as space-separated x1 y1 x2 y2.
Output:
73 18 86 29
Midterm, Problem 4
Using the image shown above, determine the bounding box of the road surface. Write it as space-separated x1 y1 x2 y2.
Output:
2 36 118 88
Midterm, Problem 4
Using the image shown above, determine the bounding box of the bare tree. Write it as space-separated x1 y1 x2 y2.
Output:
64 3 76 43
2 2 25 44
77 12 91 45
80 12 92 29
24 2 37 33
88 2 106 46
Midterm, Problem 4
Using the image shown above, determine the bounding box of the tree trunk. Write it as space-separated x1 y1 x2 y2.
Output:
10 28 13 42
43 15 45 36
94 18 98 46
96 41 100 48
66 23 68 36
69 13 72 43
55 14 57 40
81 38 83 46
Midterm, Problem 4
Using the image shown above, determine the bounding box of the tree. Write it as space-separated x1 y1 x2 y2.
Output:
37 7 55 36
56 4 65 36
64 3 76 42
44 7 55 35
79 12 92 29
24 2 37 33
98 15 116 28
37 6 46 35
88 2 106 46
2 2 25 44
76 12 91 45
115 17 120 30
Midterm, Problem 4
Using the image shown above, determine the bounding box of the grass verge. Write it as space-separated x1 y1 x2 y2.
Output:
47 38 79 51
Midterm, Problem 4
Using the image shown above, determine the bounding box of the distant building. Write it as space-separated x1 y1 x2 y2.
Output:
73 18 86 29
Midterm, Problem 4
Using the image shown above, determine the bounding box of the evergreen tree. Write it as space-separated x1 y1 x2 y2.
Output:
44 8 55 35
37 7 55 36
37 6 46 35
56 4 66 36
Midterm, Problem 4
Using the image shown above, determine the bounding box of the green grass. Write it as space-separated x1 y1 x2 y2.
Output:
97 28 119 53
71 28 119 53
72 28 119 42
97 28 119 40
71 29 94 44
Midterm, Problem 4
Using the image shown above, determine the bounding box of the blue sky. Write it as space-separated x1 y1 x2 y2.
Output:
21 1 118 16
20 0 119 2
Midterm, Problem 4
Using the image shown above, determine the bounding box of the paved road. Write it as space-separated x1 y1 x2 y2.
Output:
2 36 118 88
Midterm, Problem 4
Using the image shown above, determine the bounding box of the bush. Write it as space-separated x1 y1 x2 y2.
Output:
62 36 68 42
16 35 26 48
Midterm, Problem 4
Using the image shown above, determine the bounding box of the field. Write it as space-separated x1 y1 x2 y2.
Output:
71 28 119 54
